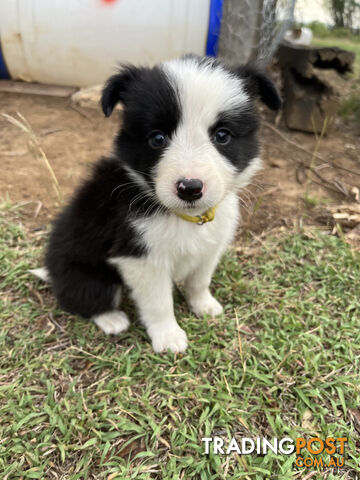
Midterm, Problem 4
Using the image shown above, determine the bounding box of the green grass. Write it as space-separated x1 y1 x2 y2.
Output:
1 202 360 479
308 22 358 40
340 93 360 123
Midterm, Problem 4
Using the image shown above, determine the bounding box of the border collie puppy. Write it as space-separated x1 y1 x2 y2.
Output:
45 56 281 353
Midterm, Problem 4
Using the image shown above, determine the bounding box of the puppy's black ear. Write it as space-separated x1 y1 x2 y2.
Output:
236 65 282 111
101 65 142 117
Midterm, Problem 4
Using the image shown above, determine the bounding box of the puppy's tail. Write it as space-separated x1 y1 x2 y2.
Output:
29 267 51 283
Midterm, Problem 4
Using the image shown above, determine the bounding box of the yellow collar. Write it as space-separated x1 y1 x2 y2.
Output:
174 206 218 225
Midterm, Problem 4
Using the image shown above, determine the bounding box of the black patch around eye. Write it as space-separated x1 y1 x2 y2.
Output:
210 109 260 172
211 109 259 138
114 66 181 176
125 67 181 137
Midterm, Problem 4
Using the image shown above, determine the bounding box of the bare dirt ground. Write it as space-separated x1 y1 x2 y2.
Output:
1 91 359 239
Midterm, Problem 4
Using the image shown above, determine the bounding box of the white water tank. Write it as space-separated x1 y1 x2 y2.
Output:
0 0 211 87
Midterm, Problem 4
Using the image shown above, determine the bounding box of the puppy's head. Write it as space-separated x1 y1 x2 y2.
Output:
102 56 281 215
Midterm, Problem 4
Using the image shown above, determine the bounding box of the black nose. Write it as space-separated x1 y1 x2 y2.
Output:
176 178 203 202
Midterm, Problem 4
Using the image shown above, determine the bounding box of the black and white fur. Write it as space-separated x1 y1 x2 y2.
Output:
44 56 281 353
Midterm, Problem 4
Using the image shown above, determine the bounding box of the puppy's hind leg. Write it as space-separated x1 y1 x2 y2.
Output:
93 310 130 335
50 262 129 334
29 267 51 282
92 286 130 335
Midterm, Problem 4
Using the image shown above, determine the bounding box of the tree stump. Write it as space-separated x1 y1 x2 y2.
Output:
276 43 355 133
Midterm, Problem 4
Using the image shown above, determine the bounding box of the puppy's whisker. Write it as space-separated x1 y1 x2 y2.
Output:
114 164 153 180
141 197 164 219
129 193 150 211
111 181 146 197
143 199 162 219
153 204 167 218
126 168 153 179
129 191 158 213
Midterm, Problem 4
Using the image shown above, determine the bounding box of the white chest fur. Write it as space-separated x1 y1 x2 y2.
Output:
107 193 240 353
111 193 240 282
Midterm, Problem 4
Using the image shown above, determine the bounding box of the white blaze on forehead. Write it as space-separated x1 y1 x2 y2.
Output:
154 58 254 216
162 57 249 127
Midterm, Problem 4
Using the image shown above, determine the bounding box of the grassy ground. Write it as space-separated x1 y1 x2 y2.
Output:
1 202 359 479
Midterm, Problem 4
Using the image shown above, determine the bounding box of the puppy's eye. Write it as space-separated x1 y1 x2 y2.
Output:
214 128 231 145
148 131 166 149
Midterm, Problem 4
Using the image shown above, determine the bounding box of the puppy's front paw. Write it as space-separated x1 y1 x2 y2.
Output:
149 324 188 353
188 292 223 317
93 311 130 335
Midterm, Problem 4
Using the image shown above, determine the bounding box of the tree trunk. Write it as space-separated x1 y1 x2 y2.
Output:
218 0 264 65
